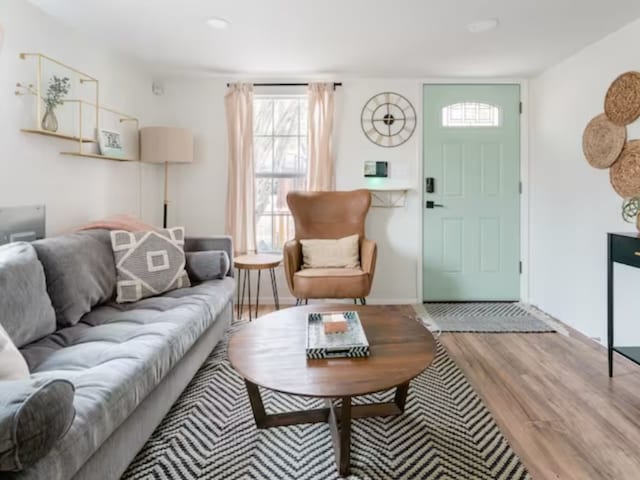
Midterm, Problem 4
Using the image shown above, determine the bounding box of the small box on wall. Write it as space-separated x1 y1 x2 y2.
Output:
364 161 388 178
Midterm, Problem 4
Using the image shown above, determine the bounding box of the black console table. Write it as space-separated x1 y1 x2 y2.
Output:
608 232 640 376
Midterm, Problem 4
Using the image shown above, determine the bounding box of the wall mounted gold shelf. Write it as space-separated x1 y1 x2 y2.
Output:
60 152 136 162
21 128 97 143
16 52 140 161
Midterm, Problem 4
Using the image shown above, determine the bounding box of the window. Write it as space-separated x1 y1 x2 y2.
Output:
254 95 308 253
442 102 501 127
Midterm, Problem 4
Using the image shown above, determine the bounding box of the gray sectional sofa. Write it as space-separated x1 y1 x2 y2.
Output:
0 230 235 480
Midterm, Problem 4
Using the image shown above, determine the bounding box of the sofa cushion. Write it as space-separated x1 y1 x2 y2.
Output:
33 230 116 328
0 242 56 347
0 324 29 380
18 277 234 479
185 250 230 283
111 227 190 303
0 378 75 472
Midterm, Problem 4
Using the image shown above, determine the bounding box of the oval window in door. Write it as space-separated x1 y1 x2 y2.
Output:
441 102 501 127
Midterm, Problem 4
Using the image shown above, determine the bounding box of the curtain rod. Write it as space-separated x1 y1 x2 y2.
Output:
226 82 342 88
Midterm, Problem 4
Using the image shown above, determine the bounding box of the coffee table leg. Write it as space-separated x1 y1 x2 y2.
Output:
328 397 352 476
245 380 267 428
394 381 410 412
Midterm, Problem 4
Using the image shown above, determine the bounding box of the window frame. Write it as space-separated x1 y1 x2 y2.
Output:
253 93 308 254
441 101 502 128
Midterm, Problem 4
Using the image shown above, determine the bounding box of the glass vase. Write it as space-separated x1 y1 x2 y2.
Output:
41 106 58 132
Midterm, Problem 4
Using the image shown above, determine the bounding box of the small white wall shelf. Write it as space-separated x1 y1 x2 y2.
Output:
366 185 412 208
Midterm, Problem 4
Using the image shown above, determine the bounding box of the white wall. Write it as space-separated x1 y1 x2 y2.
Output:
157 78 422 304
530 18 640 343
0 0 163 234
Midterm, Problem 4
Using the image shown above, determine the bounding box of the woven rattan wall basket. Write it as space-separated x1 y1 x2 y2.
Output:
604 72 640 126
582 114 626 169
583 71 640 231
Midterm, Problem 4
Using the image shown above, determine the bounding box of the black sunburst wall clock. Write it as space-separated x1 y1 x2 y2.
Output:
360 92 416 147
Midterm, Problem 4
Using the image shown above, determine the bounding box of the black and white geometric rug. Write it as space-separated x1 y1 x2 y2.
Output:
421 302 557 333
122 320 530 480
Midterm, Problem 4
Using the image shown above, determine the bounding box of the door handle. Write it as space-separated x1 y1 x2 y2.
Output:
425 201 445 209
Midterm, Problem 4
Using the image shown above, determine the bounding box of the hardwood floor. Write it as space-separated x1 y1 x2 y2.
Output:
243 304 640 479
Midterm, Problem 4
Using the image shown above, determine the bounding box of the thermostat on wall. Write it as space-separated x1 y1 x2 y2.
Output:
364 161 388 178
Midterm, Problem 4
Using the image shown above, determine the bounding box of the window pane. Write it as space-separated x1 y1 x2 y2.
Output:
442 102 501 127
255 177 272 220
255 214 274 253
254 137 273 173
275 98 300 135
274 137 300 173
254 98 273 135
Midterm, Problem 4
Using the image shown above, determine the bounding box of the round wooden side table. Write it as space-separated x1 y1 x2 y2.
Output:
233 253 282 321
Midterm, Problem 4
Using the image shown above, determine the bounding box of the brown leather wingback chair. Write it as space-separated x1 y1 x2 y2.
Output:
283 189 377 304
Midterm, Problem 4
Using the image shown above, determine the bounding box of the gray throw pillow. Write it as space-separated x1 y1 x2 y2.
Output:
33 229 116 328
0 378 75 472
111 227 191 303
185 250 230 283
0 242 56 347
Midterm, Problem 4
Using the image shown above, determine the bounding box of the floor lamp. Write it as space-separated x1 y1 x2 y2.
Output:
140 126 194 228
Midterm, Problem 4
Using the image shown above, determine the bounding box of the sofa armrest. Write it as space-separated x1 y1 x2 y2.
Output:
184 236 234 277
0 378 75 472
283 240 302 295
360 238 377 277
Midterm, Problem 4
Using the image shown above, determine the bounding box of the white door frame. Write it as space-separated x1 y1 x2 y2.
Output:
417 78 530 303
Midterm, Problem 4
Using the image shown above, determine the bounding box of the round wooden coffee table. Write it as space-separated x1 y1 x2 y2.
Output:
228 305 436 476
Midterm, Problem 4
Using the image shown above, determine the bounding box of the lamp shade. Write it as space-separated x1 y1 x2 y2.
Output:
140 126 194 164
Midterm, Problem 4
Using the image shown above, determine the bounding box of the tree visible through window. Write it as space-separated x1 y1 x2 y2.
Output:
254 95 307 252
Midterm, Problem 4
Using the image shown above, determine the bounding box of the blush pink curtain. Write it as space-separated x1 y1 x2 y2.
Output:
225 83 256 255
307 83 335 191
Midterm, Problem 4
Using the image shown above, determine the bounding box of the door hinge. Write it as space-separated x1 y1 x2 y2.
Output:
519 261 523 274
519 181 522 194
519 102 523 114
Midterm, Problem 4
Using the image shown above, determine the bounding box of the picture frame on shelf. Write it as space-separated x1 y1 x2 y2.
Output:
97 128 125 158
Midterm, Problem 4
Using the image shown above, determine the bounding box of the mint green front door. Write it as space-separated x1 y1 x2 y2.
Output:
423 84 520 301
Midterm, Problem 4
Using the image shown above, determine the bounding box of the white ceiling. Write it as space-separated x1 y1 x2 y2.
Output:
28 0 640 78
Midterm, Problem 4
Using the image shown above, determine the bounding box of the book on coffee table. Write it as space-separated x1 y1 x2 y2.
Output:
306 311 370 359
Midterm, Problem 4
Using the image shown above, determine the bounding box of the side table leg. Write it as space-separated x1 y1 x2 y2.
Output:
236 268 241 320
247 270 252 321
255 269 261 319
269 268 280 310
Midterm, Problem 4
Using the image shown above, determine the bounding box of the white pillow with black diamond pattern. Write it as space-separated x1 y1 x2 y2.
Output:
110 227 191 303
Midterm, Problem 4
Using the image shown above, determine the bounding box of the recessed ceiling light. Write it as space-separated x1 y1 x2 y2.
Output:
467 18 499 34
207 17 230 30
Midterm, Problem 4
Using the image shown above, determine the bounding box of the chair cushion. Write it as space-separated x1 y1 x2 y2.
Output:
300 234 360 269
293 267 369 298
0 242 56 347
110 227 190 303
33 230 116 328
0 378 75 472
18 277 234 479
0 324 29 380
295 267 366 278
